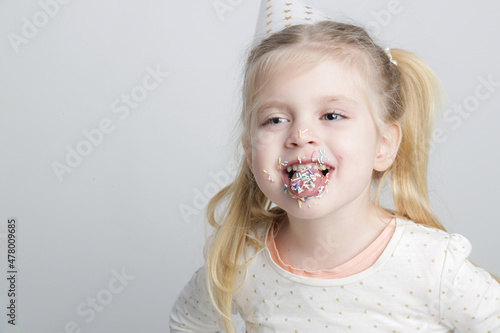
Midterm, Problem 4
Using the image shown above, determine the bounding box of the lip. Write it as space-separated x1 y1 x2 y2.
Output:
283 158 333 169
280 156 334 200
278 148 331 168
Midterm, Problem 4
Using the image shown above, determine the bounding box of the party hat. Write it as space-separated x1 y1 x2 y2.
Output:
254 0 332 43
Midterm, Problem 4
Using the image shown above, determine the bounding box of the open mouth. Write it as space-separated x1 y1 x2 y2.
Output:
281 160 333 205
286 163 330 179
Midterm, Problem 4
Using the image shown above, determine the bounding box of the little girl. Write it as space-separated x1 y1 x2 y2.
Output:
171 1 500 331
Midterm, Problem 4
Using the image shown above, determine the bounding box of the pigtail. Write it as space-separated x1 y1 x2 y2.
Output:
205 156 285 332
377 49 500 283
380 49 446 230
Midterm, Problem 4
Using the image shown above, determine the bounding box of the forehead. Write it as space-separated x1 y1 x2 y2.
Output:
260 60 361 103
254 56 374 117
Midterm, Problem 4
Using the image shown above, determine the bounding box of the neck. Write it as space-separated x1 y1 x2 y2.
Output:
275 198 392 270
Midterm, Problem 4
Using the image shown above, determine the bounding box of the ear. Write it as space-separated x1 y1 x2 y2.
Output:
242 137 254 173
373 122 402 172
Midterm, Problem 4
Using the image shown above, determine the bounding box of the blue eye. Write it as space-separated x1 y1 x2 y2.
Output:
323 112 344 121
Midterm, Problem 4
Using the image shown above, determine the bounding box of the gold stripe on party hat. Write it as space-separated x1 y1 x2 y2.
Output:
254 0 332 43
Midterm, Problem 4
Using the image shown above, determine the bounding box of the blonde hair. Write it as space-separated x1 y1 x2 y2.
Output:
205 21 499 332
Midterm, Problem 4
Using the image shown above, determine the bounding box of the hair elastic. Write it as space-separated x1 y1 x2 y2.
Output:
384 47 398 66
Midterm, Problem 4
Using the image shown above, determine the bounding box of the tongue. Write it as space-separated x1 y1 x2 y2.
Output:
288 167 327 197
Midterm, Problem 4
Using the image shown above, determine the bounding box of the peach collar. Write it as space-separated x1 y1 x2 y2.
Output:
266 218 397 279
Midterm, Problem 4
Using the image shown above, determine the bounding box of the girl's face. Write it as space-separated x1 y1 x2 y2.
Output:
246 59 398 220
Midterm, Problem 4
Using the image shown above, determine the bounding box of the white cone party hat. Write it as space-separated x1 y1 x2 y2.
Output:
254 0 332 43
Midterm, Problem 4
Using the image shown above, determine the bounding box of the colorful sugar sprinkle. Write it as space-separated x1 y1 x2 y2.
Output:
282 149 331 208
262 169 275 183
290 168 320 194
277 157 288 170
319 149 326 165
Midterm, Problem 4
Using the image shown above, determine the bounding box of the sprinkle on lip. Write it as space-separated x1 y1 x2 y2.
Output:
283 149 332 208
339 155 345 159
319 149 326 164
277 157 289 170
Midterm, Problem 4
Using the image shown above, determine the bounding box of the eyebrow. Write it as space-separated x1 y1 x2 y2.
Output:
257 95 358 114
316 95 359 106
257 100 287 114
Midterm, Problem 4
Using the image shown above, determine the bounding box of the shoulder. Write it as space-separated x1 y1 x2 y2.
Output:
397 218 471 254
391 218 473 274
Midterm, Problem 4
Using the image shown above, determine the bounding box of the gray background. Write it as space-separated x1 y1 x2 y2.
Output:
0 0 499 332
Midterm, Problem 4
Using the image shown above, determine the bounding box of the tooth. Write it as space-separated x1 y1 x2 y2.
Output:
293 165 298 171
287 166 292 172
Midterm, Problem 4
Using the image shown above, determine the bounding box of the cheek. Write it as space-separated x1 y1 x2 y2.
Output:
250 129 277 151
249 127 285 165
332 128 379 167
251 147 275 173
250 136 283 187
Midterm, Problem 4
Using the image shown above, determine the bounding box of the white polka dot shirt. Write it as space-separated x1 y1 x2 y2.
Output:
170 218 500 332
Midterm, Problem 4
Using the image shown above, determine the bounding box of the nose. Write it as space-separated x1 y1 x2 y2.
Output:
285 127 317 148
